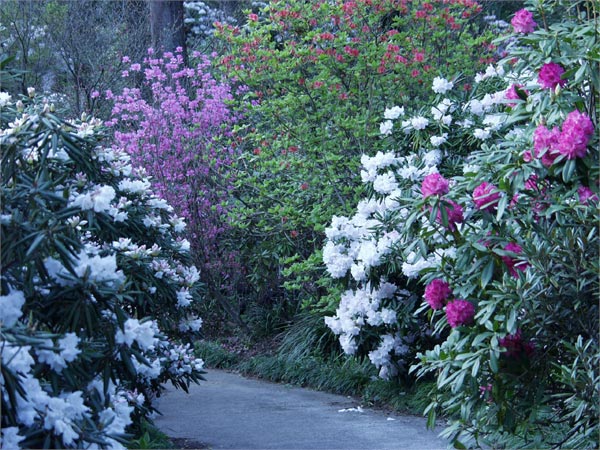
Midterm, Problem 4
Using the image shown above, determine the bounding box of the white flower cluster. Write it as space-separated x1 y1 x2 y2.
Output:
0 296 131 449
115 318 159 350
474 63 506 83
324 72 520 374
368 333 411 379
325 282 401 355
380 69 512 144
1 108 205 447
45 249 125 287
431 76 454 94
0 289 26 327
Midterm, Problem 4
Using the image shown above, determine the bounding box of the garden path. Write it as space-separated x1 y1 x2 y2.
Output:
154 369 448 449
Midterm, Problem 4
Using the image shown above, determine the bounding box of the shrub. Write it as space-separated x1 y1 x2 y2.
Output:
323 0 598 447
214 0 498 316
109 48 247 329
1 93 204 448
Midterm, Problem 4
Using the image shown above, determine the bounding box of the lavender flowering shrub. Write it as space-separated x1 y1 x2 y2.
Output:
323 0 598 447
0 94 204 449
109 48 245 323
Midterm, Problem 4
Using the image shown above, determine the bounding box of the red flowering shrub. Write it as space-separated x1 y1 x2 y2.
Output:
215 0 497 315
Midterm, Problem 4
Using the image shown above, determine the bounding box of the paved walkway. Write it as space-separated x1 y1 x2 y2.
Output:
153 369 448 449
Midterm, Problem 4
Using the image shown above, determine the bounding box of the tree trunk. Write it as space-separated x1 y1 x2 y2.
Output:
148 0 187 62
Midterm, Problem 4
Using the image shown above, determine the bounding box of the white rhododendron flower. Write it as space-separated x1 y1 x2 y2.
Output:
383 106 404 120
432 76 454 94
0 290 25 327
69 185 116 212
379 120 393 135
410 116 429 130
115 318 159 350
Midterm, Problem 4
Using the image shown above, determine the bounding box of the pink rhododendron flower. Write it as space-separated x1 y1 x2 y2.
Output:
524 174 539 192
421 173 449 198
533 125 561 166
505 84 528 107
437 200 464 230
445 299 475 328
556 110 594 159
473 182 501 212
424 279 452 310
502 243 529 277
538 62 566 89
499 330 535 359
578 186 598 204
511 9 537 33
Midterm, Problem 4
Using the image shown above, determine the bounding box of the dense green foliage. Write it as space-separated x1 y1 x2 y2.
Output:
214 0 498 325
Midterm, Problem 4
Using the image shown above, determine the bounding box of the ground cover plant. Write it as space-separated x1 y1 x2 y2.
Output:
0 92 204 448
214 0 499 327
323 0 599 447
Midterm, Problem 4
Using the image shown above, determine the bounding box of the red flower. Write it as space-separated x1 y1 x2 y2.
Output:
499 330 535 359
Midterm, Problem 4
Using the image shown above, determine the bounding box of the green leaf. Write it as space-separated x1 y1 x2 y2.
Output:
25 232 46 258
453 439 467 449
507 309 517 333
481 258 494 288
562 159 576 183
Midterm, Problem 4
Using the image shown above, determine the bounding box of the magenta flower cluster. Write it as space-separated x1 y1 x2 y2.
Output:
109 48 242 290
501 242 529 278
472 182 501 212
445 299 475 328
557 110 595 159
421 173 449 198
511 9 537 33
532 110 594 164
499 330 535 359
437 199 464 231
421 173 464 231
505 84 528 107
424 279 452 310
538 62 566 90
578 186 598 204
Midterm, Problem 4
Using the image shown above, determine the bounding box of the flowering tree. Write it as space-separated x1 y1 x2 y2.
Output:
215 0 498 317
109 48 247 329
323 0 598 446
1 93 204 449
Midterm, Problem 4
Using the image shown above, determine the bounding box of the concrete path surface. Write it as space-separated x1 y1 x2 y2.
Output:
153 369 448 450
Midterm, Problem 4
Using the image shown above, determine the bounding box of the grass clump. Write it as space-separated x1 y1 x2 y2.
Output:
195 340 240 369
